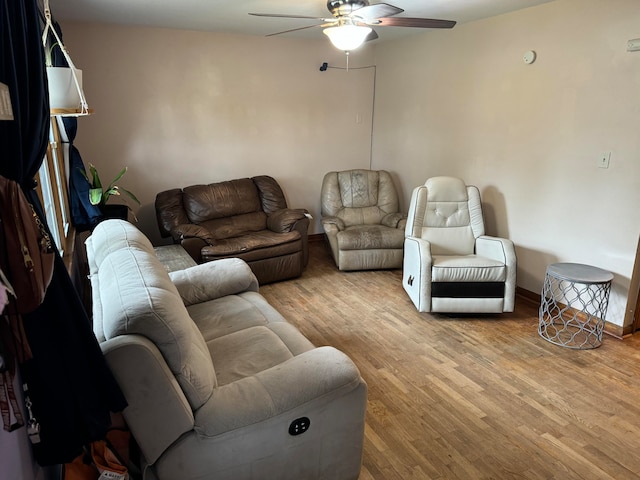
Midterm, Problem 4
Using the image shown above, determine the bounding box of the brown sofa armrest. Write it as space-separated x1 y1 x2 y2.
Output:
173 223 215 244
171 224 215 263
180 238 206 263
267 208 310 233
155 188 189 238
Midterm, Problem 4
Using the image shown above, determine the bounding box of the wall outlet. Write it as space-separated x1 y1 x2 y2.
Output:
598 152 611 169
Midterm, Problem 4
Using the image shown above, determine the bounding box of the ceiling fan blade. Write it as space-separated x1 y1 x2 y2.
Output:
265 23 329 37
365 29 379 42
377 17 456 28
249 13 328 21
352 3 403 20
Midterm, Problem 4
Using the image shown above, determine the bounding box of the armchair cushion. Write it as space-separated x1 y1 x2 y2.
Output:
337 225 405 251
432 255 506 282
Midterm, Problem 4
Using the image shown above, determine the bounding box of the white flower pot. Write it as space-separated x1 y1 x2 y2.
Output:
47 66 83 110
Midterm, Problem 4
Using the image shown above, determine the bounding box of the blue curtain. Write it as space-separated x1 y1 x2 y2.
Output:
0 0 126 465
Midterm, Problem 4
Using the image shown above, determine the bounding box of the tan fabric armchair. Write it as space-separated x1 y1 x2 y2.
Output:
321 169 406 271
403 176 517 313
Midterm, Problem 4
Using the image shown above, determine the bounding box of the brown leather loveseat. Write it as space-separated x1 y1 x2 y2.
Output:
155 175 310 284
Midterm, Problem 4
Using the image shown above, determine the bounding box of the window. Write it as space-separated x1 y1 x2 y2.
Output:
36 116 73 261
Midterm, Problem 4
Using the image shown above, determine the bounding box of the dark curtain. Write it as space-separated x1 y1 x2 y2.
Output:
64 117 103 231
0 0 126 466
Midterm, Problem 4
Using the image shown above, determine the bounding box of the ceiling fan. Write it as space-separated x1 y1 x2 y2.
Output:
249 0 456 52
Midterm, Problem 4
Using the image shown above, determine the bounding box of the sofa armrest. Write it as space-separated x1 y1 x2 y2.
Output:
194 346 365 437
173 223 215 244
267 208 310 233
321 216 345 233
169 258 259 306
179 238 206 263
381 212 407 229
101 335 194 465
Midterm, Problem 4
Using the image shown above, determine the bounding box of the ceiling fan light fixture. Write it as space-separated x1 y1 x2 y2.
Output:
323 24 372 51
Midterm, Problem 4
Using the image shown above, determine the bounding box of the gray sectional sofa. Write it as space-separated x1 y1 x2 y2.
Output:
86 219 367 480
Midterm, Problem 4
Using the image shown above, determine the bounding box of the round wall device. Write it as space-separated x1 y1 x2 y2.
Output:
523 50 536 64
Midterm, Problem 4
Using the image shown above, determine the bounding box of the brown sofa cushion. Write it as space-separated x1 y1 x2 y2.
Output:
200 212 267 240
201 230 301 259
183 179 262 223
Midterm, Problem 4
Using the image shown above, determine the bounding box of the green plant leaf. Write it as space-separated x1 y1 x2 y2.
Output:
118 187 141 205
107 167 128 191
89 164 102 189
89 188 103 206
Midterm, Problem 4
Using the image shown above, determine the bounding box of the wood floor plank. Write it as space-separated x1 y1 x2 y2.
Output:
260 241 640 479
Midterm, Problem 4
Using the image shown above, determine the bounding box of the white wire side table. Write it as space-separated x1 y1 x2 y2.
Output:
538 263 613 349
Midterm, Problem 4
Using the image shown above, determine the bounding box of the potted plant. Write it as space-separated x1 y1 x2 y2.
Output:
80 164 141 220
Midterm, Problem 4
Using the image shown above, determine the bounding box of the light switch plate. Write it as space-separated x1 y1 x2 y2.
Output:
598 152 611 169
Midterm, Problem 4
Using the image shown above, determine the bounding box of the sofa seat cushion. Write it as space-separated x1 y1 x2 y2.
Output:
201 230 301 261
432 255 506 282
200 212 267 240
188 291 314 353
208 326 295 386
187 291 286 338
337 225 404 251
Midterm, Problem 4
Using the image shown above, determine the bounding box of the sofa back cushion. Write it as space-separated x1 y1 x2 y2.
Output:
184 179 261 222
97 247 217 410
86 219 155 275
86 219 157 342
182 179 268 239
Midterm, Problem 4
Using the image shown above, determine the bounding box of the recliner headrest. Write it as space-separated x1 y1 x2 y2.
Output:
425 176 468 202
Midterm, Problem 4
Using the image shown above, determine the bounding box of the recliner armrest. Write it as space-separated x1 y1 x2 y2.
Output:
194 346 365 437
476 236 516 265
321 216 345 232
267 208 310 233
169 258 259 306
381 212 407 229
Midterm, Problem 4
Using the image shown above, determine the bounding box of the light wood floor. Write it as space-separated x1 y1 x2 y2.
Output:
260 241 640 480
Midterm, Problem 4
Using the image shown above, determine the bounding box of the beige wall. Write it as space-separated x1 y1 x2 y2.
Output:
61 23 376 241
372 0 640 327
62 0 639 327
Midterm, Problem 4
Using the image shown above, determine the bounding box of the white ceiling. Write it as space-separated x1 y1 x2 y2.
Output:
48 0 555 43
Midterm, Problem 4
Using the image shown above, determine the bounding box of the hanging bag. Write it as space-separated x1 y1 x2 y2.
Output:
0 175 55 313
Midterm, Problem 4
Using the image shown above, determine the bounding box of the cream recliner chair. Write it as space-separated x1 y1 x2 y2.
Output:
403 176 516 313
321 169 406 271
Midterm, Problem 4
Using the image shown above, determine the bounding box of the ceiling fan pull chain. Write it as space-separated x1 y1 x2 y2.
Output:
346 51 350 72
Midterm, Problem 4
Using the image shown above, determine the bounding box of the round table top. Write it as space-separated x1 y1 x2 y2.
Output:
546 262 613 284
